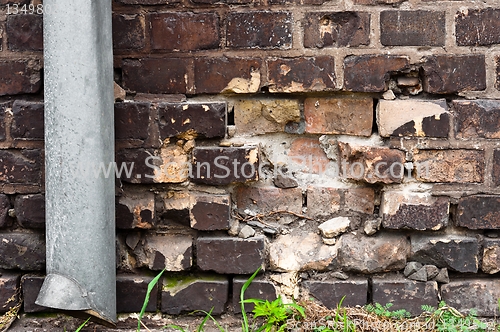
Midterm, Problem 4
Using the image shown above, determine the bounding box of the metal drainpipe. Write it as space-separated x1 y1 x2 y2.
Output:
36 0 116 325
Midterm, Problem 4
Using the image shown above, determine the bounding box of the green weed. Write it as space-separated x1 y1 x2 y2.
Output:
422 301 487 332
137 268 165 332
365 302 411 320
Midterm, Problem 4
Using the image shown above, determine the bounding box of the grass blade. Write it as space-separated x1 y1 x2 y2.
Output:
240 267 262 332
75 317 90 332
137 269 165 332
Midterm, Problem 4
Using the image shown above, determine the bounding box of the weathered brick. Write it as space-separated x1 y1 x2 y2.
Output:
306 187 341 218
494 149 500 186
191 146 259 185
338 142 406 184
377 99 449 138
288 137 331 175
190 194 230 231
0 273 20 313
482 239 500 274
158 102 226 139
441 280 500 316
353 0 405 4
226 11 292 49
137 234 192 271
115 102 151 140
233 277 277 313
151 13 219 51
236 186 302 216
304 97 372 136
6 14 43 51
413 149 484 183
380 11 445 46
116 0 180 4
14 194 45 229
122 58 188 94
343 55 409 92
0 233 45 270
345 187 375 214
116 191 155 229
194 57 261 94
453 100 500 139
162 275 228 315
116 148 157 184
197 236 265 274
0 103 5 141
267 57 335 93
381 192 449 231
372 277 438 316
234 99 300 135
410 235 479 273
117 274 158 313
456 195 500 229
339 233 410 273
305 279 368 308
112 14 145 50
456 8 500 46
304 12 369 48
10 100 44 140
0 195 9 228
497 56 500 91
0 150 42 185
21 275 55 313
421 55 486 94
0 61 41 96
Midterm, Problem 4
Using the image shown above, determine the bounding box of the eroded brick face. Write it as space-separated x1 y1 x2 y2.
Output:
456 8 500 46
380 11 445 46
112 14 145 50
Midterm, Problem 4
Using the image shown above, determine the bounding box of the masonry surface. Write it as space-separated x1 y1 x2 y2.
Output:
1 0 500 327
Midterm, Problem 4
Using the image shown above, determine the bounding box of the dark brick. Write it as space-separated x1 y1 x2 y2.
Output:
140 234 192 271
162 275 228 315
0 195 9 228
14 194 45 229
196 236 265 274
6 14 43 51
494 149 500 186
372 277 438 316
441 280 500 317
10 100 44 140
381 192 449 231
226 11 292 49
0 103 5 141
116 0 180 3
456 195 500 229
116 148 156 184
0 61 41 96
233 277 276 313
235 186 302 215
304 12 369 48
497 56 500 91
122 58 188 94
456 8 500 46
112 13 145 50
353 0 405 4
0 233 45 270
343 55 409 92
21 275 55 313
117 274 158 313
0 272 21 313
266 57 336 93
191 146 259 185
0 0 30 4
191 194 231 231
305 279 368 308
0 150 42 185
380 11 445 46
194 57 262 94
453 100 500 139
158 102 225 139
116 191 155 229
422 55 486 94
410 235 479 273
115 102 151 140
151 13 219 51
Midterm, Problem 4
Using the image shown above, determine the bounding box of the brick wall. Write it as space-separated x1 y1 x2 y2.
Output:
1 0 500 320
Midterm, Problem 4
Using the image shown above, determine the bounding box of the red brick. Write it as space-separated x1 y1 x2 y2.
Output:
158 102 225 139
196 236 265 274
345 187 375 214
112 13 145 50
453 100 500 139
343 55 409 92
421 55 486 94
288 137 330 175
190 194 231 231
10 100 44 140
266 57 336 93
115 102 151 140
413 149 484 183
305 279 368 308
304 97 372 136
457 195 500 230
194 57 261 94
0 150 42 185
304 12 370 48
0 233 45 270
14 194 45 229
456 8 500 46
226 11 292 49
122 58 188 94
380 11 445 46
235 186 303 215
192 0 251 4
306 186 341 217
441 280 500 317
0 273 20 313
150 12 219 51
6 14 43 51
0 61 41 96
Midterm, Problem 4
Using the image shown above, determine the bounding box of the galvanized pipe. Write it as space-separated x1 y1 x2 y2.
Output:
37 0 116 324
